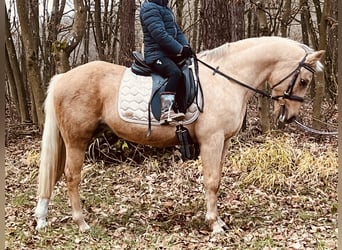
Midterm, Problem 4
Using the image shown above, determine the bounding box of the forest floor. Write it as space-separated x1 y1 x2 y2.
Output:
5 100 338 249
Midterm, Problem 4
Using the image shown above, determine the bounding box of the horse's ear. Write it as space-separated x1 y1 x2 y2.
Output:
305 50 325 71
306 50 325 65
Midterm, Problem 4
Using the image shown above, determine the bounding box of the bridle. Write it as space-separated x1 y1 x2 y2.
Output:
270 54 316 103
268 54 315 123
195 53 316 103
194 54 338 136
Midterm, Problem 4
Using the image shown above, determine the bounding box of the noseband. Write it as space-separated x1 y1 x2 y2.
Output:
271 54 316 103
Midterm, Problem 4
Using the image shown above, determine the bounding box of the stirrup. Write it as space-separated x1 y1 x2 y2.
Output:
160 106 173 125
160 117 170 125
160 107 185 125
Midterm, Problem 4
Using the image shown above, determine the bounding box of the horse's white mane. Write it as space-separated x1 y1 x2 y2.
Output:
197 43 230 60
297 43 313 53
198 36 323 71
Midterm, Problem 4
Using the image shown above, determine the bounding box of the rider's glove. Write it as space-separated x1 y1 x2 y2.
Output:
181 45 193 58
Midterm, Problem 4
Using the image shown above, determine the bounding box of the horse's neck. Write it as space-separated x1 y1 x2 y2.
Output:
202 43 276 95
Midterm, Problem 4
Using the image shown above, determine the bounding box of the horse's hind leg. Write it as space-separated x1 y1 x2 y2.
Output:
64 141 90 232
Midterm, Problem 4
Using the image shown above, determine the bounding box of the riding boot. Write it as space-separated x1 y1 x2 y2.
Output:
160 92 185 125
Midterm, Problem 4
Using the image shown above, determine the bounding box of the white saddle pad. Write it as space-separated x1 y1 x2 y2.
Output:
118 68 201 126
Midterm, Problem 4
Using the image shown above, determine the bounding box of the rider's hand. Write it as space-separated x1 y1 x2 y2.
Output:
181 45 193 58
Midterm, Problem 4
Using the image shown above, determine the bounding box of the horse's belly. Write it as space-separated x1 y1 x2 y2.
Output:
113 123 180 148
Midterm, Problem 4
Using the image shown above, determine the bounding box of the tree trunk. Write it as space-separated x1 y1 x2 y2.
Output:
52 0 87 73
5 8 30 122
200 0 245 49
175 0 184 29
17 1 46 128
229 0 245 41
200 0 230 49
303 0 318 50
300 0 309 45
82 0 90 64
5 50 19 117
280 0 292 37
312 0 329 129
199 0 246 130
118 0 135 67
255 1 269 36
94 0 106 60
301 0 316 98
42 0 66 82
255 1 271 132
112 3 121 64
191 0 199 51
325 0 337 102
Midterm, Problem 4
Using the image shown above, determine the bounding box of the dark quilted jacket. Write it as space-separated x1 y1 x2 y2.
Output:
140 0 189 64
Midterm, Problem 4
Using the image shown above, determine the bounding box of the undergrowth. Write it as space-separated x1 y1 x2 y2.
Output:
228 135 337 191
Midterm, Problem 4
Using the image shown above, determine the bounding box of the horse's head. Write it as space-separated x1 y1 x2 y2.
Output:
270 50 325 124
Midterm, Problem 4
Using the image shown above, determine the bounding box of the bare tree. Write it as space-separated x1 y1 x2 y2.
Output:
252 1 272 132
300 0 310 45
118 0 136 66
191 0 200 51
93 0 106 60
52 0 87 72
200 0 245 50
42 0 66 82
87 1 121 62
325 0 337 102
301 0 319 49
312 0 329 129
280 0 292 37
175 0 185 28
5 7 30 122
17 1 46 127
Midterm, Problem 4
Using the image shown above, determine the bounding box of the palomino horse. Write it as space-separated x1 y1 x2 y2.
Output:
35 37 324 234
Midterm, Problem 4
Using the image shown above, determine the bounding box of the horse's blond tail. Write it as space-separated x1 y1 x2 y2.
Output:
37 74 66 198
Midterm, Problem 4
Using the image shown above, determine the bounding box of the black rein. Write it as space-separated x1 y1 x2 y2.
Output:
194 54 316 103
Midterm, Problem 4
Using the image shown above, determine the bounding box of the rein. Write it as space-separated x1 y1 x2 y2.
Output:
194 54 315 103
294 120 338 136
195 56 274 100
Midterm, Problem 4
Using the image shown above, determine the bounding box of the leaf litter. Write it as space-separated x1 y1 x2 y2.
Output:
5 111 337 249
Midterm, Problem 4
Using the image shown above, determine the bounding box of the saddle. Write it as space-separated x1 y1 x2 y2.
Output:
127 51 202 160
131 51 203 121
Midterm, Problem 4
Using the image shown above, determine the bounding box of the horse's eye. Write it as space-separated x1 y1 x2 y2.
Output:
300 79 308 87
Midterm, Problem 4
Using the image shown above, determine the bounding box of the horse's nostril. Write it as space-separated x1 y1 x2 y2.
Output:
287 116 296 124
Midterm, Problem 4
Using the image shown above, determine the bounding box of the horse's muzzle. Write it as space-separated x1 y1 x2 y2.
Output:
278 105 296 124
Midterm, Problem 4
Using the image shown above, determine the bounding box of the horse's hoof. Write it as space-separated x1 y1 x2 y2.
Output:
79 222 90 232
211 217 228 234
217 217 229 230
212 226 225 234
35 219 48 231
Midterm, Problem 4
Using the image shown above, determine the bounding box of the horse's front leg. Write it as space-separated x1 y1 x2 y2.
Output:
200 133 229 234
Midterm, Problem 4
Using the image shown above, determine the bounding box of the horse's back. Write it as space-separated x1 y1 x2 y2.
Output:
59 61 126 85
52 61 126 103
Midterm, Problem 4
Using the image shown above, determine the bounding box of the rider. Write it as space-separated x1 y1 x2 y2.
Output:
140 0 193 125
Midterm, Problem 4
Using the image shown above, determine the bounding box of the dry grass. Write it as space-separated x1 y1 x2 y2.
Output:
228 135 337 191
